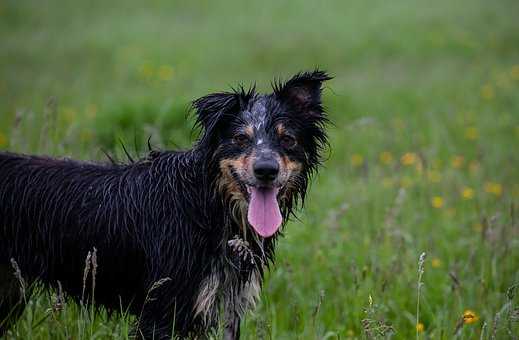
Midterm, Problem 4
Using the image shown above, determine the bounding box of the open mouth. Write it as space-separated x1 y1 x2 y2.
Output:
246 185 282 238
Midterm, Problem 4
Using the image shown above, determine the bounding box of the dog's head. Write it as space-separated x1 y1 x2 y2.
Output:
193 70 331 238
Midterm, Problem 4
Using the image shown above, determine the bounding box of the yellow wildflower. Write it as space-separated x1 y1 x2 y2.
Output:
86 104 98 119
472 223 483 232
464 127 479 140
62 107 77 122
392 118 406 130
139 63 154 80
484 182 503 197
461 187 474 200
382 177 394 188
463 310 479 324
431 258 442 268
451 155 464 169
480 84 494 100
416 322 425 332
468 161 480 174
0 132 6 147
379 151 393 164
158 65 174 81
401 152 417 166
80 130 93 142
427 170 442 183
514 184 519 198
350 153 364 167
431 196 444 209
511 65 519 80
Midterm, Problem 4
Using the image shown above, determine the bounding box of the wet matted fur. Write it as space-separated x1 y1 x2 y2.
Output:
0 70 331 339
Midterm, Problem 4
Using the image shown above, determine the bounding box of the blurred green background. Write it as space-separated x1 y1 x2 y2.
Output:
1 0 518 339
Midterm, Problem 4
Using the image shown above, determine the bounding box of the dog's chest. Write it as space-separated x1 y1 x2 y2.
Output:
193 263 261 327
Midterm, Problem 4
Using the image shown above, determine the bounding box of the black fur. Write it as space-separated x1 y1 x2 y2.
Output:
0 70 331 339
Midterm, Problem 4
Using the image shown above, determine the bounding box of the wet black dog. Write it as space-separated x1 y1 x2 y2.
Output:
0 70 331 339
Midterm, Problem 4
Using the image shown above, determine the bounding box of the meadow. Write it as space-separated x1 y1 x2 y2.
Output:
1 0 518 338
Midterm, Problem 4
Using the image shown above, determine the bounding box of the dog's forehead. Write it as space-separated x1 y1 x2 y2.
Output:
241 95 273 131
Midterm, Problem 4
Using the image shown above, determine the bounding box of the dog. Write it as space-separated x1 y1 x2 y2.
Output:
0 70 331 339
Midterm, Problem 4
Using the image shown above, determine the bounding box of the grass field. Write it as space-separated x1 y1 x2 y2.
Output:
1 0 519 338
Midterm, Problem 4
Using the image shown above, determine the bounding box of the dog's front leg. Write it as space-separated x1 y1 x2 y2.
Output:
223 309 241 340
222 271 262 340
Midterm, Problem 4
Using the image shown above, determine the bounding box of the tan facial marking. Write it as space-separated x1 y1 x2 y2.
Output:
218 155 251 199
278 155 302 203
219 155 251 174
280 154 302 173
276 124 286 136
244 125 254 138
218 155 253 235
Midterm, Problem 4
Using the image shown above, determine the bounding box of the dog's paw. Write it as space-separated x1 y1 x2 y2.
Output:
227 236 255 268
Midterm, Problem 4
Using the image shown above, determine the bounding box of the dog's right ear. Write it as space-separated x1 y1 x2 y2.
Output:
192 92 240 143
273 69 332 118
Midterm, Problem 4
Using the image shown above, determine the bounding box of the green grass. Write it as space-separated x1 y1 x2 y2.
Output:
1 0 519 338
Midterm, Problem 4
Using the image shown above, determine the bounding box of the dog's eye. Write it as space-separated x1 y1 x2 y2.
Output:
233 134 251 147
280 135 296 149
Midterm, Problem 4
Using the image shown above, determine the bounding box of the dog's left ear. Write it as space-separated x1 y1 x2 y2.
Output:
192 92 240 143
273 70 332 116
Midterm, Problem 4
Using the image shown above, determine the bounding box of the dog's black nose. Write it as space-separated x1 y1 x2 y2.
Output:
253 159 279 181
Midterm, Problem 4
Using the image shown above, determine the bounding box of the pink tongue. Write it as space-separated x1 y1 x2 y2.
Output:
247 187 282 238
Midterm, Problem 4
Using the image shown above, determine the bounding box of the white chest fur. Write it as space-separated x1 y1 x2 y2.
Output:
193 267 261 328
